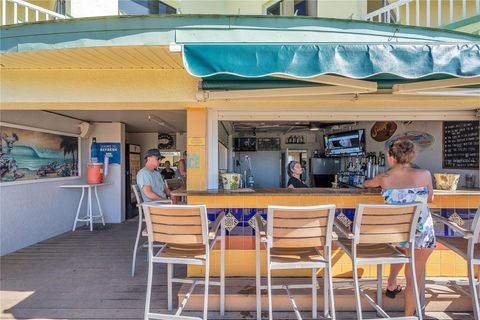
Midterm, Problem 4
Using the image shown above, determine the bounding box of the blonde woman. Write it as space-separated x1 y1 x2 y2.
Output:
364 139 435 316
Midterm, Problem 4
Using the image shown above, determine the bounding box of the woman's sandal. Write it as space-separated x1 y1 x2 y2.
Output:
385 285 402 299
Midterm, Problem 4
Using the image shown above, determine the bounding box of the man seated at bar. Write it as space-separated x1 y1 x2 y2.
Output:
363 139 435 317
287 160 308 188
137 149 171 201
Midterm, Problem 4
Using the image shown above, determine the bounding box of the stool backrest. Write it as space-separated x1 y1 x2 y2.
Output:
132 184 143 205
142 204 208 246
353 203 422 245
267 205 336 249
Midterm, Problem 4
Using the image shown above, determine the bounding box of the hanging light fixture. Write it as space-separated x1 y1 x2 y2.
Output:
147 114 178 132
309 123 320 131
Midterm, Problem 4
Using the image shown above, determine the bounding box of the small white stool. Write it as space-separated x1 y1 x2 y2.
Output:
61 183 110 231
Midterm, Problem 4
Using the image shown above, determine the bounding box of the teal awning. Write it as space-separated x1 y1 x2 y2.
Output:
183 43 480 79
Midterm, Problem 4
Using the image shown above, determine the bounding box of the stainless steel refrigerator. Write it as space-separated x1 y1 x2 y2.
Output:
310 157 340 187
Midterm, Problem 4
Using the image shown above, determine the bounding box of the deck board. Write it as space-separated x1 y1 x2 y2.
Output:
1 220 475 319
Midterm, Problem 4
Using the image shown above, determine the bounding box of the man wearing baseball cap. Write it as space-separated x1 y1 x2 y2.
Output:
136 148 170 201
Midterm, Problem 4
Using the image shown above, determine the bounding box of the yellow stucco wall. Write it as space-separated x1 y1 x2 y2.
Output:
316 0 368 19
0 69 198 105
175 0 264 15
2 67 479 113
186 107 208 191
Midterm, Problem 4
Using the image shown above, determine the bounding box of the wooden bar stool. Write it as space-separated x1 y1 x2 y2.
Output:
335 203 423 320
255 204 337 320
142 203 225 320
130 184 171 277
433 207 480 320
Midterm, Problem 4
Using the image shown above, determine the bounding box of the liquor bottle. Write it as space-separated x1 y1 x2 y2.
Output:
91 137 98 163
379 152 386 167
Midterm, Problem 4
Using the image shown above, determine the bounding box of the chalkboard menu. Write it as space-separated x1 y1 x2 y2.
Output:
443 121 479 169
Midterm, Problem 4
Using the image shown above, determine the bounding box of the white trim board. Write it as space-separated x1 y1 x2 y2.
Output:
217 110 478 121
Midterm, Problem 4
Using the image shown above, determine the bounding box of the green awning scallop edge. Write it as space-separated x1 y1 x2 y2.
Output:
183 43 480 80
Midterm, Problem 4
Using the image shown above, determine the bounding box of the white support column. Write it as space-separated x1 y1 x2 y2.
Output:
426 0 430 27
207 108 219 189
415 0 420 25
2 0 6 25
406 1 410 24
13 2 17 24
438 0 442 26
449 0 453 23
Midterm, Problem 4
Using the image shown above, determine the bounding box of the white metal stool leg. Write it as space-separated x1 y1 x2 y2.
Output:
377 264 383 314
203 256 210 320
322 267 330 319
167 263 173 311
88 187 93 231
410 248 423 320
94 186 106 226
131 208 143 277
144 251 153 320
352 262 363 320
420 272 426 317
220 219 225 316
267 266 273 320
469 261 480 320
328 261 336 319
72 187 85 231
256 224 262 320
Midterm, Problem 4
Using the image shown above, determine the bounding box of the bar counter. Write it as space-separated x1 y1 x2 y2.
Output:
188 187 480 196
187 188 480 278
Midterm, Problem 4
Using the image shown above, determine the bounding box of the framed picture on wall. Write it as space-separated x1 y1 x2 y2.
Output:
0 122 81 185
158 133 176 150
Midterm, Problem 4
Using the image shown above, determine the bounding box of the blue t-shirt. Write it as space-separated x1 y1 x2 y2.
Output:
136 167 166 201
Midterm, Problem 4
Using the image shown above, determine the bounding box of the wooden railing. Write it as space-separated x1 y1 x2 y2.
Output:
1 0 66 26
363 0 479 27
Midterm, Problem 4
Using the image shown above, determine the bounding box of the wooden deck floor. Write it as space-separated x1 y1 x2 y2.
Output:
0 220 475 319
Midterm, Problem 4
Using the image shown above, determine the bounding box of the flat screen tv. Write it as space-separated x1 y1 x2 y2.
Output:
324 129 366 157
234 137 257 152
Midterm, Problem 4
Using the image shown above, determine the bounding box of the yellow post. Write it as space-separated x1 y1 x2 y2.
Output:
186 107 208 191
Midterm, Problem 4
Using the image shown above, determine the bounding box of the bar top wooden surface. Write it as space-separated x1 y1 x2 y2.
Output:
187 187 480 196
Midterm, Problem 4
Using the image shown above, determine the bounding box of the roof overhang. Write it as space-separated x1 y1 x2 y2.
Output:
1 15 479 104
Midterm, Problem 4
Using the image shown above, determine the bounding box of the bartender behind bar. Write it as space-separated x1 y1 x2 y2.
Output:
287 161 308 188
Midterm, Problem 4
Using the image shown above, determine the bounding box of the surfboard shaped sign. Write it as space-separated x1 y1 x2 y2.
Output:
370 121 397 142
385 131 435 149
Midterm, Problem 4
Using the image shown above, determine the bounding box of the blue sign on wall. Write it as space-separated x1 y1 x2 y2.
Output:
97 143 121 164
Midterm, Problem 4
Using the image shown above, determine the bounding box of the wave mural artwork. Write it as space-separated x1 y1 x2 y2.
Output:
0 124 80 183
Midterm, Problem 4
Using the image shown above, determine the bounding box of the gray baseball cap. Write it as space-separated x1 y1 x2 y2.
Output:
145 149 164 159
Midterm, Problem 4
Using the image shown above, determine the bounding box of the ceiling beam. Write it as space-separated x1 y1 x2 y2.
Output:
197 85 372 101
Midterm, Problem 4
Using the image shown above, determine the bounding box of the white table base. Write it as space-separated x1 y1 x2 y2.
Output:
62 184 108 231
